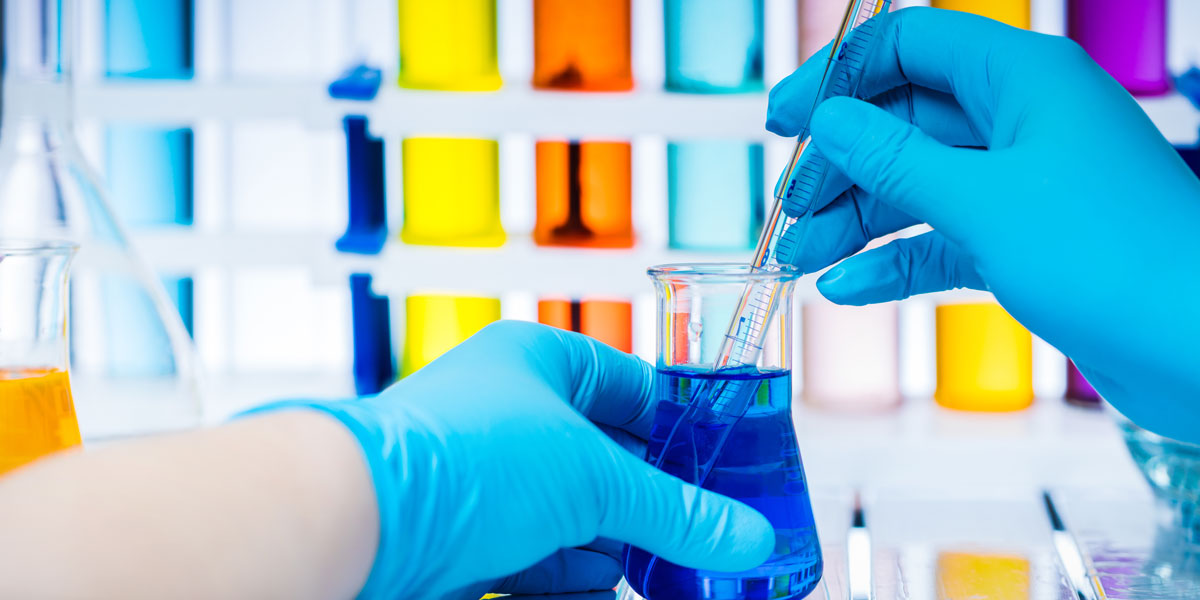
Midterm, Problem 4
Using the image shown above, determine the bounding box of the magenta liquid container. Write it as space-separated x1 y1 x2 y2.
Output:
1066 359 1103 407
1067 0 1168 97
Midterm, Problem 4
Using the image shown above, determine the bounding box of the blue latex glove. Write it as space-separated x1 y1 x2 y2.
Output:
249 321 773 599
766 7 1200 441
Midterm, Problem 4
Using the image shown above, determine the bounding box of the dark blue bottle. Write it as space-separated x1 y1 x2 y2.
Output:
623 367 822 599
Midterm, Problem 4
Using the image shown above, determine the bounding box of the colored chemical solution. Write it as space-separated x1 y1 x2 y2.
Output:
930 0 1030 29
0 370 81 476
623 367 822 600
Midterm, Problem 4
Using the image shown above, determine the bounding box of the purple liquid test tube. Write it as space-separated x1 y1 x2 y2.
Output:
1066 359 1103 407
1068 0 1169 97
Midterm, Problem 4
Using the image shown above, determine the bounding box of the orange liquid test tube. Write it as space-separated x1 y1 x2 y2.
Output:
930 0 1031 29
935 302 1033 411
0 370 81 476
533 0 633 91
534 140 634 248
538 298 633 353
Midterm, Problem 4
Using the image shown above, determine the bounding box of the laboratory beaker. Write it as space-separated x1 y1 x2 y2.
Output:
624 264 822 600
929 0 1030 29
1068 0 1168 97
935 302 1033 412
400 294 500 376
538 297 633 353
534 140 634 248
668 141 764 251
397 0 501 91
802 299 900 411
0 241 81 476
664 0 764 93
533 0 633 91
399 138 505 247
0 0 201 439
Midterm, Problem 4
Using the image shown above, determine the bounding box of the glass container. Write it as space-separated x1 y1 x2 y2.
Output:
400 294 500 376
397 0 501 91
623 264 822 600
1120 420 1200 547
0 241 81 476
802 299 900 411
935 302 1033 412
537 297 633 353
533 0 633 91
1068 0 1169 97
667 141 763 251
664 0 763 93
534 140 633 248
0 0 201 439
930 0 1030 29
399 138 505 247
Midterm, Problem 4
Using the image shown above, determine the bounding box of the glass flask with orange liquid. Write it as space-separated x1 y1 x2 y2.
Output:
533 0 633 91
0 0 201 440
0 241 82 476
534 140 633 248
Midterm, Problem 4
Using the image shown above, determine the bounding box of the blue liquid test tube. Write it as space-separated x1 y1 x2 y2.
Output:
349 274 395 396
668 141 764 251
664 0 763 93
104 0 193 79
337 116 389 255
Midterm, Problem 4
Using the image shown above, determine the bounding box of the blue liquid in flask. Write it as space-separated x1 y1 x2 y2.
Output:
623 367 822 600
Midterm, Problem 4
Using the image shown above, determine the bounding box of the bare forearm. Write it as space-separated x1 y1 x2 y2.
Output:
0 411 377 599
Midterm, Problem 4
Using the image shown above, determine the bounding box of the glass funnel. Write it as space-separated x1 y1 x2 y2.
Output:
622 264 822 600
0 241 80 476
0 0 201 438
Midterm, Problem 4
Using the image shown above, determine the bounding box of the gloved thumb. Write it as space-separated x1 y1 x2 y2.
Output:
810 96 972 233
595 442 774 572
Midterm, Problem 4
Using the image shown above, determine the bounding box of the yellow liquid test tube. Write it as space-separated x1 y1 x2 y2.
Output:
400 138 506 247
936 552 1030 600
397 0 502 91
930 0 1030 29
401 295 501 376
0 370 81 476
935 303 1033 411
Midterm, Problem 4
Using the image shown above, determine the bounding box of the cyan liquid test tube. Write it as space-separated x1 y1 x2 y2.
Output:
664 0 763 93
1068 0 1168 97
668 141 764 251
104 0 193 79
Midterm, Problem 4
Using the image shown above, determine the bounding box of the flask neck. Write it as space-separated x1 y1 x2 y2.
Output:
2 0 76 132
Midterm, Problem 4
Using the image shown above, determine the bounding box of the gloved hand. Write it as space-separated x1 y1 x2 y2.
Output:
766 7 1200 440
249 321 773 599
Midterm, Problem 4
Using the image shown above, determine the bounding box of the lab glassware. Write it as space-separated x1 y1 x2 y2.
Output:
802 299 900 411
1066 359 1103 407
400 294 500 376
664 0 763 93
1068 0 1169 97
623 264 822 600
538 298 633 353
0 241 81 476
0 0 201 439
534 140 633 248
399 138 505 247
667 141 763 252
397 0 501 91
935 303 1033 412
1120 420 1200 547
930 0 1030 29
533 0 633 91
103 0 194 80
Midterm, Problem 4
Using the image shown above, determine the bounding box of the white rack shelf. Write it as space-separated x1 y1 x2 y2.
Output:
75 81 1200 143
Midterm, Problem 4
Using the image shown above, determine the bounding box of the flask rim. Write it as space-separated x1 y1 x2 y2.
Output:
0 239 79 257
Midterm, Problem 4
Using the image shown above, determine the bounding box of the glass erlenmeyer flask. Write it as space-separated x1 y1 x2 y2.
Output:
0 241 81 476
623 264 822 600
0 0 201 438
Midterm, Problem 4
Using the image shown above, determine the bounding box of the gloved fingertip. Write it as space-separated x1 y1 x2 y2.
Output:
816 263 882 306
765 115 795 137
721 504 775 570
810 96 869 157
